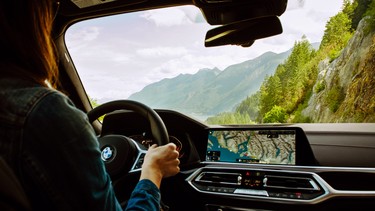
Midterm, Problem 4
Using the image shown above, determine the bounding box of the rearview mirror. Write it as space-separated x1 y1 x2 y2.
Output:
204 16 283 47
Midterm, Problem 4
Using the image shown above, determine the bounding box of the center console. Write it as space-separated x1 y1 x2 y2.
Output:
184 126 375 210
188 166 326 203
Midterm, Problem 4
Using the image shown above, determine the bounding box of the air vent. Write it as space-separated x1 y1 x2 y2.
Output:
195 172 242 185
263 175 320 191
318 172 375 191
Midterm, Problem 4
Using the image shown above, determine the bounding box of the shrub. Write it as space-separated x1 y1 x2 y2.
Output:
326 86 346 112
263 105 288 123
315 81 326 93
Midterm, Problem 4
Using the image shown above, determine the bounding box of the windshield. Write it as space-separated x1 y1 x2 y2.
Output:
65 0 375 124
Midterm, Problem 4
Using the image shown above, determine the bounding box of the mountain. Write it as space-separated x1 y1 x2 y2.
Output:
128 50 291 117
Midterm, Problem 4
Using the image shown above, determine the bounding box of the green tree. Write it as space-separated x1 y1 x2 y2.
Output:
89 97 105 122
259 37 315 118
90 97 100 108
320 1 355 60
364 0 375 32
259 75 271 116
206 112 253 125
235 92 260 122
259 74 283 116
284 37 315 111
263 105 288 123
351 0 371 29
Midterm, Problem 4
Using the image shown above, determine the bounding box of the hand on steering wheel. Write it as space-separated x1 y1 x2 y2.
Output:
87 100 171 177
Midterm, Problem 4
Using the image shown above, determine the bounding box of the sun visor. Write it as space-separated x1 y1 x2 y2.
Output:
71 0 119 9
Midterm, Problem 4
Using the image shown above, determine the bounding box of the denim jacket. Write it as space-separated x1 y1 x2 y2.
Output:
0 77 160 210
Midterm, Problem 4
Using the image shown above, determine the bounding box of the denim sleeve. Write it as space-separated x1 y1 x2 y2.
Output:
23 91 162 210
125 179 161 211
23 91 123 210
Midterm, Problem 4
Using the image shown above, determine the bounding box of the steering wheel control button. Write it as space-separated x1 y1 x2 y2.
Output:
134 153 146 169
101 146 115 162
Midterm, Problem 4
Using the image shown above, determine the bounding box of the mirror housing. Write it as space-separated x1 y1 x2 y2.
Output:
204 16 283 47
195 0 288 25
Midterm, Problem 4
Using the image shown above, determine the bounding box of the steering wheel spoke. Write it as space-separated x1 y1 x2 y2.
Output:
130 149 147 172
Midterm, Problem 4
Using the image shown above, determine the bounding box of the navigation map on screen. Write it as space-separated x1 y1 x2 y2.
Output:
206 130 296 165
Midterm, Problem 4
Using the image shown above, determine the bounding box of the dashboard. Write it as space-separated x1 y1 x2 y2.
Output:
101 110 317 168
100 109 375 211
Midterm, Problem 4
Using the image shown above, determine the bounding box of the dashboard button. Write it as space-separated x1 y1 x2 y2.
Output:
296 192 303 199
281 193 289 198
234 189 268 196
289 193 296 199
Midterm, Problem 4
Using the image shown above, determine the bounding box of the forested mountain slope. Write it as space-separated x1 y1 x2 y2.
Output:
207 0 375 124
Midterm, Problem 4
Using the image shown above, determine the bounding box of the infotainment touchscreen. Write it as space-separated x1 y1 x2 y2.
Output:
206 129 296 165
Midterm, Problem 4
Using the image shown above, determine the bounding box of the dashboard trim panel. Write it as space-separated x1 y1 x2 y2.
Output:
186 164 375 205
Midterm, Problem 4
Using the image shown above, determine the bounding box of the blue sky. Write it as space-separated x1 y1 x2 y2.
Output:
65 0 343 102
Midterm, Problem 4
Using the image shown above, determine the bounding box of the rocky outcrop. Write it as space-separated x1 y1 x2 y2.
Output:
302 17 375 122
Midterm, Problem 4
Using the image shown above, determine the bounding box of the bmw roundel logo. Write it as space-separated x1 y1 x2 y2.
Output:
101 146 114 162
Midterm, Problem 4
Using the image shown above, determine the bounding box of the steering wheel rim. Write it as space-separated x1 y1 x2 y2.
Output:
87 100 169 146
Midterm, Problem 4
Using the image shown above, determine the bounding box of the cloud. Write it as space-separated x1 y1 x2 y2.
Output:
65 26 100 51
140 8 194 27
136 46 189 58
139 6 203 26
180 6 205 23
286 0 306 10
280 0 342 43
143 48 257 82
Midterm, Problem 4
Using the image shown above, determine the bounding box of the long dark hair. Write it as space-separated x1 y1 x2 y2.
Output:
0 0 59 88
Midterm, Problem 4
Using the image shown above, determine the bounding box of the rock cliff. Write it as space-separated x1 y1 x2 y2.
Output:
303 17 375 122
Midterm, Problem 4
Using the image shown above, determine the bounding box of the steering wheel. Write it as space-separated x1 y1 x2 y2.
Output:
87 100 169 177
